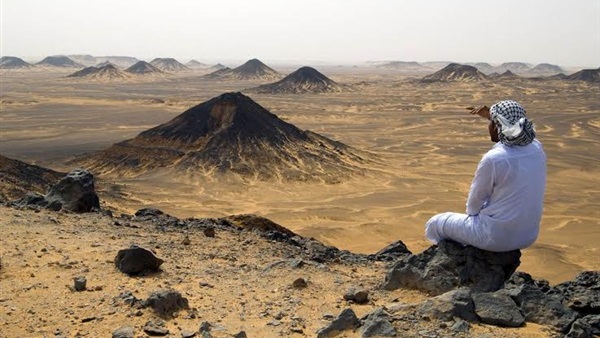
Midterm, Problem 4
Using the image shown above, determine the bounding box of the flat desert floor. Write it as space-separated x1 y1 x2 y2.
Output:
1 68 598 285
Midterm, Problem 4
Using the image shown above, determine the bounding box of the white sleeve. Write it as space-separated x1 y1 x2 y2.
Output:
466 156 494 216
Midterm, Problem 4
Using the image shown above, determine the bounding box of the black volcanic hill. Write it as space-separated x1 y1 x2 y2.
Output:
0 56 33 69
125 61 164 74
496 70 521 80
35 56 84 68
529 63 564 74
566 68 600 82
82 92 371 182
421 63 489 82
150 58 189 72
204 59 280 81
67 64 130 80
0 155 64 201
248 66 347 94
496 62 531 74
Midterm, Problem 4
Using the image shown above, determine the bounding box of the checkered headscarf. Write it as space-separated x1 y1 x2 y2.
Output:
490 100 536 147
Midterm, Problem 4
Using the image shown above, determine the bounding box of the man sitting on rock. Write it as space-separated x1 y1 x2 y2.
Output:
425 100 547 252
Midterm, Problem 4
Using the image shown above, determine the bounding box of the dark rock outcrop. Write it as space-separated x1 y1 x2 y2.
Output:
114 245 164 275
566 68 600 83
143 289 189 317
472 291 525 327
0 155 64 201
553 271 600 316
359 308 397 337
44 169 100 212
382 240 520 295
316 308 360 338
418 288 479 322
370 240 411 261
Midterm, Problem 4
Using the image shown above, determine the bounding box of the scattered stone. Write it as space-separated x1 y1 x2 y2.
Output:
44 169 100 212
144 289 189 317
199 321 212 333
233 331 247 338
135 208 164 217
182 235 191 245
343 287 369 304
112 326 135 338
360 307 397 337
292 278 308 288
316 308 360 338
181 330 197 338
289 258 305 269
114 245 164 275
203 227 215 238
472 290 524 327
418 288 478 322
451 319 470 333
143 320 169 336
382 240 520 295
73 276 86 291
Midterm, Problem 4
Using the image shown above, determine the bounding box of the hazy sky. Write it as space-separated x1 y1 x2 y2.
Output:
1 0 599 66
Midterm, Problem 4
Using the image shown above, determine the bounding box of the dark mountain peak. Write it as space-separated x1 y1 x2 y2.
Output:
421 63 489 82
68 63 130 79
36 56 83 68
82 93 371 181
0 56 33 69
566 68 600 83
248 66 346 94
149 58 188 71
203 59 279 81
125 61 164 74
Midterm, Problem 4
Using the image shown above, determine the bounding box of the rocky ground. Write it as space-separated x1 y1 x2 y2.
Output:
1 170 598 338
0 205 566 338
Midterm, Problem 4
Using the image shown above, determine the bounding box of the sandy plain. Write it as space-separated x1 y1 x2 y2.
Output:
1 67 598 287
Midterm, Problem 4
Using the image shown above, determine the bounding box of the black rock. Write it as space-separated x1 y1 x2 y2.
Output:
316 308 360 338
510 283 578 333
73 276 87 292
360 308 397 337
144 289 189 317
12 192 47 208
233 331 247 338
472 290 524 327
566 317 596 338
112 326 135 338
44 169 100 212
418 287 479 322
135 208 165 217
553 271 600 315
382 240 520 295
371 240 412 260
344 287 369 304
143 320 169 336
115 245 164 275
292 278 308 288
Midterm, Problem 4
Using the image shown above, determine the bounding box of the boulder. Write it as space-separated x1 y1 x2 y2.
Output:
114 245 164 275
566 317 596 338
143 320 169 336
472 290 524 327
44 169 100 212
344 287 369 304
316 308 360 338
144 289 189 317
418 287 478 322
360 308 397 337
112 326 135 338
382 240 520 295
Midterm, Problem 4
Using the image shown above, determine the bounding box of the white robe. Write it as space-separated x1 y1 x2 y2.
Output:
425 139 547 252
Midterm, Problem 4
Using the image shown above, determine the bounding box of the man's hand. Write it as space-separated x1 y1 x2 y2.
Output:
467 106 490 120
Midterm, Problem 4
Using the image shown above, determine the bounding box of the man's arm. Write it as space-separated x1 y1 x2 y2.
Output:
466 156 494 216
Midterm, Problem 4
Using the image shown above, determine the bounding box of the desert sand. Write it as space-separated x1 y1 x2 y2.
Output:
1 67 598 288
